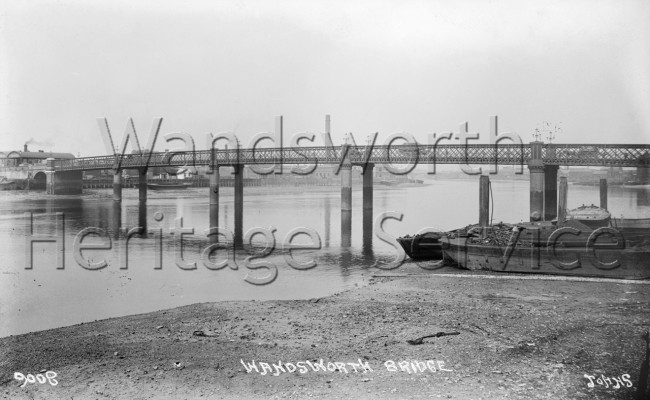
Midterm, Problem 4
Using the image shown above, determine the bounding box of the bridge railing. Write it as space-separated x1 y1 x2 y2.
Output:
51 144 529 170
543 144 650 167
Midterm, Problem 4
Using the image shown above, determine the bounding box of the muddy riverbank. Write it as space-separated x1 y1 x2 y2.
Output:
1 268 649 399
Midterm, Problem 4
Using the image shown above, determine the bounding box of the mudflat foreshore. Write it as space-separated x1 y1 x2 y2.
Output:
1 266 649 400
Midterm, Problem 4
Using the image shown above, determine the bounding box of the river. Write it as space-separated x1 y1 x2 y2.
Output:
1 178 648 336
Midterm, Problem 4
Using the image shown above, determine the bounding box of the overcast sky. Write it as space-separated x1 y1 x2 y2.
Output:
1 0 648 156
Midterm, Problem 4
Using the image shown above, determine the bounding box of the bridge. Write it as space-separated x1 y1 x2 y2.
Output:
49 143 650 171
40 139 650 248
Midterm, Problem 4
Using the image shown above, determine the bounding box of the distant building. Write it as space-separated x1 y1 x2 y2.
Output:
0 145 76 189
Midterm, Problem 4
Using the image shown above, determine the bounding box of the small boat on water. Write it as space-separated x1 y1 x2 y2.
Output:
565 204 611 228
147 182 192 190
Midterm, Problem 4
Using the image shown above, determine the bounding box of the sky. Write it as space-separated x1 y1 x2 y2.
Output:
1 0 649 156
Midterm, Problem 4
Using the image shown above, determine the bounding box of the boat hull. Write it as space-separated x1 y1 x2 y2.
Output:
397 234 443 260
442 237 650 279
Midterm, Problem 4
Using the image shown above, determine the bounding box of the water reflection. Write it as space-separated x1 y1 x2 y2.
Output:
112 201 121 239
637 189 650 207
362 209 374 260
138 201 147 236
323 197 331 248
341 210 352 247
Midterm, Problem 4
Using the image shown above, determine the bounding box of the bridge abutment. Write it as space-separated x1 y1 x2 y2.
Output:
45 171 83 195
44 158 83 195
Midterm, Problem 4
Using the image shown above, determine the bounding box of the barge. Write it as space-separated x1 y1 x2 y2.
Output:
441 228 650 279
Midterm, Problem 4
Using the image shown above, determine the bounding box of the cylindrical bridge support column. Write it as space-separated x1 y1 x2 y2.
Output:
138 168 147 204
234 165 244 248
362 164 374 256
341 146 352 248
558 176 568 222
113 171 122 202
362 164 373 212
209 167 220 243
600 178 608 210
528 141 545 222
544 165 559 221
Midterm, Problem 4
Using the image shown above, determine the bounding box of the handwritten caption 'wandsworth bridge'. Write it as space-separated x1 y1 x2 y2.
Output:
240 359 452 376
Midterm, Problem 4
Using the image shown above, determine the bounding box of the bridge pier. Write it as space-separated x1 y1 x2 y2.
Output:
341 146 352 248
234 165 244 248
544 165 559 221
600 178 608 210
528 142 545 222
528 165 545 222
362 164 373 213
479 175 490 229
209 167 219 243
138 168 147 204
362 164 374 256
113 171 122 202
558 176 568 222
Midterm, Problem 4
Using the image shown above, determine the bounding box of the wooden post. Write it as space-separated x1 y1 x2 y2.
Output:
600 178 608 210
558 176 568 222
479 175 490 228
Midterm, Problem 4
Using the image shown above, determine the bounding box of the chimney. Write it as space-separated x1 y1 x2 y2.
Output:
24 143 28 152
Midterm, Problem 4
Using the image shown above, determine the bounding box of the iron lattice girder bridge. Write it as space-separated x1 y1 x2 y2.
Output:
51 143 650 171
